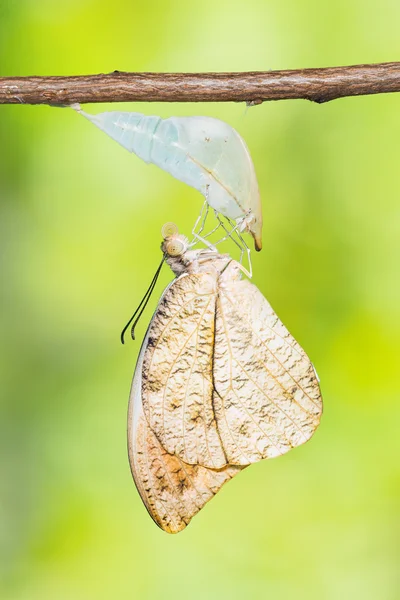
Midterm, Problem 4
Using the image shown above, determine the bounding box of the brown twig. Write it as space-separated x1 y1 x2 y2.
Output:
0 62 399 106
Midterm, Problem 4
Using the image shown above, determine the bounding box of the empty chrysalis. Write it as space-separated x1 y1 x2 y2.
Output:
74 106 263 251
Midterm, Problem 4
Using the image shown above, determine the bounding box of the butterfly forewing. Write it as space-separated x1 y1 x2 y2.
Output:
141 271 228 469
141 260 322 470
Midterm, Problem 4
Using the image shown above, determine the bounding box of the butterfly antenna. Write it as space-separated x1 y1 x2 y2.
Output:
120 258 164 344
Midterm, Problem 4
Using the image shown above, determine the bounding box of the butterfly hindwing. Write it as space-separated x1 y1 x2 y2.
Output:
212 271 323 465
129 410 241 534
128 313 242 534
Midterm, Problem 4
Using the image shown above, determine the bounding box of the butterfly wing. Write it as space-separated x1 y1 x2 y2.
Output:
128 262 321 530
141 271 228 469
211 272 323 465
128 294 242 534
141 265 322 469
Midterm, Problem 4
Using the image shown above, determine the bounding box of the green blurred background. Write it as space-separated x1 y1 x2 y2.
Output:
1 2 399 599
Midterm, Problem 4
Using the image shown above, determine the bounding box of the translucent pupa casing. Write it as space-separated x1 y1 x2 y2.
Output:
78 109 262 250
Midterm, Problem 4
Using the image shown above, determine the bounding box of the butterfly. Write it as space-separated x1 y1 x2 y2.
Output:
74 106 262 250
126 225 322 533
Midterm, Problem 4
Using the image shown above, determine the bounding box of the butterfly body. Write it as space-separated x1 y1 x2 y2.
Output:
127 240 322 532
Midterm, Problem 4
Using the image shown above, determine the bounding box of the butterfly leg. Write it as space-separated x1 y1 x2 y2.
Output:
202 213 222 240
196 201 210 237
236 229 252 279
190 232 218 251
208 215 252 278
193 187 222 241
190 200 208 237
189 200 209 244
215 213 243 257
189 200 219 250
225 217 253 279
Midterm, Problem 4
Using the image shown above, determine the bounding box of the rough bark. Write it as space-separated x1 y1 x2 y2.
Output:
0 62 399 106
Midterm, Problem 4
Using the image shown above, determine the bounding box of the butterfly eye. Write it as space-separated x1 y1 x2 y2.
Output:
161 222 179 239
165 239 186 257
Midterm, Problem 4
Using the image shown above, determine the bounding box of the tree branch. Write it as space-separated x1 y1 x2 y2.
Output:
0 62 399 106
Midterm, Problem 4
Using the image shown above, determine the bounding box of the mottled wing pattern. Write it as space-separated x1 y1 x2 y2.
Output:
129 258 322 532
141 272 227 469
128 314 242 534
129 408 241 534
212 277 322 465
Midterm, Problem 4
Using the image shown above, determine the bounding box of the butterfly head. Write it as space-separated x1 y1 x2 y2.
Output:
161 222 189 257
163 236 188 257
161 222 234 277
160 222 191 274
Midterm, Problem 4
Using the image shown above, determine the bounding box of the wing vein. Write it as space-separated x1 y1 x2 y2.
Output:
218 296 306 449
158 296 215 457
141 424 183 531
153 438 190 528
213 295 254 463
145 290 198 357
220 289 321 413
